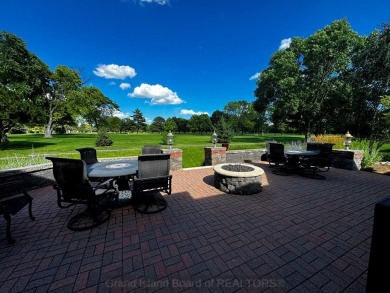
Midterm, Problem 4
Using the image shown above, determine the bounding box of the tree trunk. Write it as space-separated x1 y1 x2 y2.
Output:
0 129 9 144
44 114 54 138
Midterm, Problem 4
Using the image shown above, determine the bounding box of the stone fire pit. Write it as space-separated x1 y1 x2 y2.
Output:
213 163 264 195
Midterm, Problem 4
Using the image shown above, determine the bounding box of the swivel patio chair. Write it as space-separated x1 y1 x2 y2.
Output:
142 145 163 155
76 147 99 164
76 147 103 182
306 142 323 151
46 157 115 231
299 143 334 179
268 143 291 175
0 181 35 244
262 140 277 162
132 154 172 214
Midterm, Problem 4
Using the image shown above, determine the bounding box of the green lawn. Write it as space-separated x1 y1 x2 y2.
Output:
1 132 388 170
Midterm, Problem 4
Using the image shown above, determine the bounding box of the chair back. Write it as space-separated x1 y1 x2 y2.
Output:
46 157 93 201
137 154 171 179
306 142 323 151
316 143 334 168
266 140 277 153
76 148 99 164
142 145 163 155
268 143 286 163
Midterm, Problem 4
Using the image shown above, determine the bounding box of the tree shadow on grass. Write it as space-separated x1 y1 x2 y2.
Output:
0 141 56 151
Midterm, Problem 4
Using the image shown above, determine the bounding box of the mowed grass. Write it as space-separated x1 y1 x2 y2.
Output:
1 132 388 170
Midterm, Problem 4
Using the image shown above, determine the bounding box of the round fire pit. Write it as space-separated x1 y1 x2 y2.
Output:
213 163 264 195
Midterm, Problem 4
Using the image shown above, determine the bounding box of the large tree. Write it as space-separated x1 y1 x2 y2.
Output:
223 100 256 134
77 86 118 131
350 23 390 153
188 114 213 134
43 65 82 138
254 19 360 140
132 108 147 134
150 116 165 133
0 31 50 143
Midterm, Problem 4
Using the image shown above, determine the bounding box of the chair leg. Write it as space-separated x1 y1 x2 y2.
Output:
23 191 36 221
3 213 15 244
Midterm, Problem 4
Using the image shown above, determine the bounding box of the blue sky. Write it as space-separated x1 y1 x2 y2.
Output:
2 0 390 123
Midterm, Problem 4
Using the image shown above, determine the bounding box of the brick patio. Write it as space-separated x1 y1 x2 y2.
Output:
1 161 389 292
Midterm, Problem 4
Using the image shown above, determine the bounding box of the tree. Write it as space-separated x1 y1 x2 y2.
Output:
0 31 50 143
215 116 234 143
77 86 118 131
132 108 147 134
150 116 165 133
351 23 390 153
210 110 228 126
43 65 82 138
188 114 213 134
172 117 189 133
102 116 122 133
254 19 359 140
164 118 178 132
120 118 134 133
223 101 257 134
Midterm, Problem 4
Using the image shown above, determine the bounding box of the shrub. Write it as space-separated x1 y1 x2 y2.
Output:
285 140 306 151
314 134 344 149
95 129 113 146
361 141 383 169
215 117 233 143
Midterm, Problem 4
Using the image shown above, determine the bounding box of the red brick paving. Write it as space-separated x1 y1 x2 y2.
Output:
1 162 389 292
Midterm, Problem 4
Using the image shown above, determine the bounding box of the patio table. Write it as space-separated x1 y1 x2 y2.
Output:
86 159 138 206
284 150 320 170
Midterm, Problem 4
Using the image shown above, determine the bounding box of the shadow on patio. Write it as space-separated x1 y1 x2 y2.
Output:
1 162 389 292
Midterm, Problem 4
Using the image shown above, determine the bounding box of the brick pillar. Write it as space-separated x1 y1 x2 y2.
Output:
204 147 226 166
162 148 182 171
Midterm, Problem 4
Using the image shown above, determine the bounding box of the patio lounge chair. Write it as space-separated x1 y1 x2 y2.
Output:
142 145 163 154
132 154 172 214
46 157 114 231
0 181 35 244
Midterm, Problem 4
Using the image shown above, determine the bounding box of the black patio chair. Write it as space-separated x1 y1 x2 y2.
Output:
300 143 334 179
46 157 115 231
76 147 103 182
142 145 163 154
76 147 99 164
0 181 35 244
306 142 323 151
268 143 291 175
132 154 172 214
262 140 277 162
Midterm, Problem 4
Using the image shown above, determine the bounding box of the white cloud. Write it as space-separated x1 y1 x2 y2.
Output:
129 83 185 105
279 38 292 50
109 81 116 86
93 64 137 79
139 0 169 5
180 109 209 116
249 72 261 80
120 83 131 90
113 110 130 119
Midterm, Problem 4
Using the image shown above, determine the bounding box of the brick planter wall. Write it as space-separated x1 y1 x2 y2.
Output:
331 149 364 171
204 147 226 166
162 148 183 170
204 147 364 171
